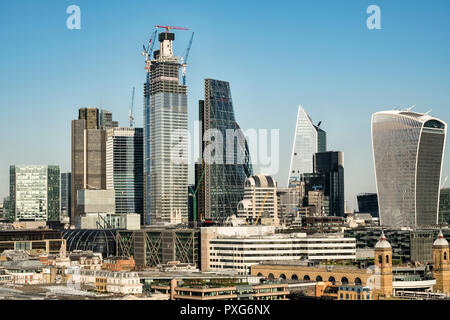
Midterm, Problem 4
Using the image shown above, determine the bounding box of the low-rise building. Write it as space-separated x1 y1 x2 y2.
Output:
94 270 142 295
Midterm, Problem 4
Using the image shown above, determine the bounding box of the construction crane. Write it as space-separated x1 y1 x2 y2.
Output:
129 87 135 127
155 25 189 33
142 29 157 72
245 192 271 226
181 32 194 86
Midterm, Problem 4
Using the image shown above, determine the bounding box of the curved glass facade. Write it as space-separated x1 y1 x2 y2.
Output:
62 229 117 258
197 79 253 223
372 111 447 227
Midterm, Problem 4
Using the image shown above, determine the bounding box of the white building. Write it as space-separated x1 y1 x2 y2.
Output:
237 175 279 226
201 226 356 275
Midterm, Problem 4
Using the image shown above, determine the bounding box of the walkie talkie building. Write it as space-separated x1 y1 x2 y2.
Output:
372 110 447 227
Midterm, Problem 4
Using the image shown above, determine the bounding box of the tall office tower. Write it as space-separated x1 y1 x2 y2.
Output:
100 109 119 129
71 107 108 223
372 110 447 227
439 188 450 224
288 105 326 187
357 193 379 218
313 151 345 217
143 32 188 224
9 165 60 222
60 172 71 221
196 79 253 223
106 127 144 222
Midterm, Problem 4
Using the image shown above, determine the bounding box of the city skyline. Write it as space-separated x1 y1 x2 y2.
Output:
1 0 450 211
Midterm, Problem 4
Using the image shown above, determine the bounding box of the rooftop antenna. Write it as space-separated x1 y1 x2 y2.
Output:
129 87 135 128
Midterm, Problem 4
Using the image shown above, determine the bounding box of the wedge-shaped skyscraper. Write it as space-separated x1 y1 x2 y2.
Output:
372 110 447 227
288 105 326 187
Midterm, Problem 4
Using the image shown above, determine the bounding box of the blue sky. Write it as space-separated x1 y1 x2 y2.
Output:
1 0 450 210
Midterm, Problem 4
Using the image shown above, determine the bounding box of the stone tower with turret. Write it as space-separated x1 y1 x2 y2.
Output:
432 230 450 293
373 231 393 298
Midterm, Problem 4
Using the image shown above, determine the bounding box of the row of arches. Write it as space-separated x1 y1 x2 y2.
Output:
258 273 362 286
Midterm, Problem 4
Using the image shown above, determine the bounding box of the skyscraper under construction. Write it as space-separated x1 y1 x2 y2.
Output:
143 30 188 225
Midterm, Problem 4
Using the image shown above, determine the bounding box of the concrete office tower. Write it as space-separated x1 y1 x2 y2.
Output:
372 110 447 227
71 107 109 223
106 127 144 223
313 151 345 217
60 172 71 221
237 175 279 225
196 79 253 223
9 165 60 222
288 105 326 187
100 109 119 129
144 32 188 224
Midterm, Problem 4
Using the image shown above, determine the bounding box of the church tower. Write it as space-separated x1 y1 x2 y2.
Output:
432 230 450 293
373 231 393 298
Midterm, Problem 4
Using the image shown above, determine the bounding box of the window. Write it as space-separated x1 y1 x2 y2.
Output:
386 255 389 263
444 252 447 260
378 255 382 264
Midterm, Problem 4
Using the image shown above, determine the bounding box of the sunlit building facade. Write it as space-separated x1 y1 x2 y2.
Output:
288 105 326 187
196 79 253 223
372 110 447 227
9 165 60 222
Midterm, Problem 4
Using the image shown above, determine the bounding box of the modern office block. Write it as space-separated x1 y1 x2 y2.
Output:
106 127 144 223
71 107 110 223
372 110 447 227
100 109 119 129
144 32 188 225
357 193 379 218
237 175 278 225
60 172 71 222
196 79 253 223
288 105 326 187
313 151 345 217
9 165 60 222
439 188 450 224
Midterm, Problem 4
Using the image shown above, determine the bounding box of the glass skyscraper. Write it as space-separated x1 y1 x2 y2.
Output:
9 165 60 221
196 79 253 223
106 127 144 222
144 32 188 224
372 110 447 227
288 105 326 187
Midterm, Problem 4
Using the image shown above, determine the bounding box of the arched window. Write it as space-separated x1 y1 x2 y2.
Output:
378 255 382 264
291 274 298 280
328 276 336 285
316 275 323 281
386 255 389 264
268 273 275 280
257 273 263 277
279 274 286 280
444 252 447 260
341 277 349 285
303 275 310 281
355 278 362 286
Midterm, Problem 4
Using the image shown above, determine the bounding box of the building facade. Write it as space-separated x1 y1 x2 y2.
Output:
288 105 326 187
236 175 279 225
106 127 144 222
439 188 450 224
357 193 379 218
60 172 71 222
144 32 188 225
9 165 60 222
196 79 253 223
372 110 447 227
313 151 345 217
71 107 109 223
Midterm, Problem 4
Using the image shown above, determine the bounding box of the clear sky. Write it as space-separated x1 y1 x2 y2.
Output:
1 0 450 210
